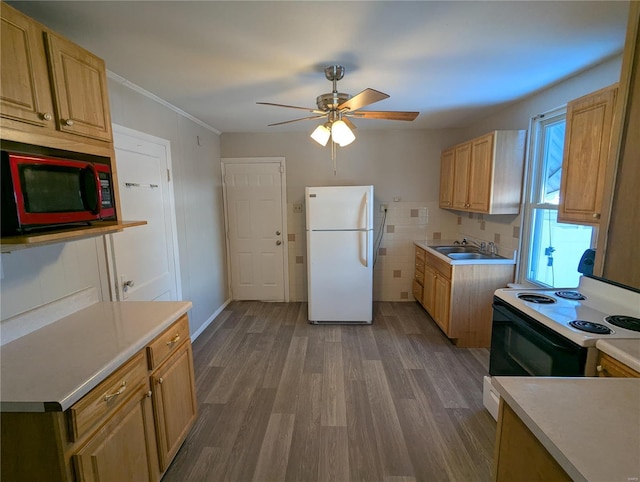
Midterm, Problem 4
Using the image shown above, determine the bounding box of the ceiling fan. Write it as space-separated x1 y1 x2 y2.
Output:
257 65 419 171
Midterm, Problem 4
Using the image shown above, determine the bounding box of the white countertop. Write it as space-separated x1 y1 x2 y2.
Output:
493 376 640 482
415 240 517 265
0 300 192 412
596 338 640 373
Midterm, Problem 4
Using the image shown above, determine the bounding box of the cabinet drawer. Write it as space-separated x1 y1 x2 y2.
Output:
147 315 190 370
412 279 424 301
597 352 640 378
425 252 452 279
68 351 147 442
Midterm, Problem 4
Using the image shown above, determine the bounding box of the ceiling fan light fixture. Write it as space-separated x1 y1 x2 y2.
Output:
331 119 355 147
310 123 331 146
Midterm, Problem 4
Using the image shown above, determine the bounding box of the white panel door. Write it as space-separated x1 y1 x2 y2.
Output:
223 161 286 301
109 126 180 302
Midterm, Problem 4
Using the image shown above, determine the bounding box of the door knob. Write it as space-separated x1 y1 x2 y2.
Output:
276 240 282 246
123 280 134 293
275 230 281 236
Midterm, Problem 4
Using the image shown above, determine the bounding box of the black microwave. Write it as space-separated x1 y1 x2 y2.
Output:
1 151 116 235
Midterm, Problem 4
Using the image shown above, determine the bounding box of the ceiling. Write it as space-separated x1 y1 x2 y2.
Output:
9 1 630 134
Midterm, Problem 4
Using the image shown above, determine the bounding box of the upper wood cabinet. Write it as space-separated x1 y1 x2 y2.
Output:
0 3 55 128
451 142 472 210
558 84 617 225
438 147 455 208
440 130 526 215
0 2 113 151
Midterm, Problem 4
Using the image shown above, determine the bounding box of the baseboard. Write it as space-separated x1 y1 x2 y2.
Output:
191 298 232 341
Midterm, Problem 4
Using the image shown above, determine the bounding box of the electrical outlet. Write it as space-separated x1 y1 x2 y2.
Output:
293 203 303 213
380 204 388 213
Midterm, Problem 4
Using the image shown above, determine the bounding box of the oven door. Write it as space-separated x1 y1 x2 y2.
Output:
489 297 588 377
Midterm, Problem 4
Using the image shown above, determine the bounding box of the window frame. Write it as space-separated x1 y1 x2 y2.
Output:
516 106 597 287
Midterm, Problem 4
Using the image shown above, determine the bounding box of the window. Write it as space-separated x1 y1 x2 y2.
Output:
519 107 595 288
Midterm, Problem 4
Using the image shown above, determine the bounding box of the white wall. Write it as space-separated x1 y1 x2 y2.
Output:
0 78 228 342
222 129 463 301
108 77 228 337
220 55 623 301
454 55 622 258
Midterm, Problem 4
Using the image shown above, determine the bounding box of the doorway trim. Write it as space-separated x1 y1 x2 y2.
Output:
107 123 182 301
221 157 289 302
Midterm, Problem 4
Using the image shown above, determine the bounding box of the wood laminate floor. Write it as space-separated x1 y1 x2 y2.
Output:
162 301 496 482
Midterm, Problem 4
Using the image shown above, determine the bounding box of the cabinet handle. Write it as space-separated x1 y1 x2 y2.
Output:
103 381 127 402
166 334 181 347
41 112 52 121
596 365 608 375
63 119 74 126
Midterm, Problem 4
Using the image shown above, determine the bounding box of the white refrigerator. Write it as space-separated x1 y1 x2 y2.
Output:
305 185 374 324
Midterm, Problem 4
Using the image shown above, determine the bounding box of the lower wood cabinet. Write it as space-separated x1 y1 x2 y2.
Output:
0 314 196 482
151 341 197 471
414 245 514 347
73 384 159 482
493 401 572 481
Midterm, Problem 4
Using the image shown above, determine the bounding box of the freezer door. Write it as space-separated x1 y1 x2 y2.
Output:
306 185 373 230
307 230 373 323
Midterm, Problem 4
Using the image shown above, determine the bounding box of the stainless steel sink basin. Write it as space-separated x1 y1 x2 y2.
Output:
429 245 480 254
447 252 505 260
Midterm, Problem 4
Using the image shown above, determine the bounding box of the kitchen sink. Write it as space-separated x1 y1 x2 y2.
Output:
447 252 506 260
429 245 480 254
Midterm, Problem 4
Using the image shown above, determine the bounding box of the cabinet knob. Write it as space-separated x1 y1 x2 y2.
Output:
63 119 74 126
275 230 281 236
147 390 152 398
276 240 282 246
158 377 164 385
41 112 52 121
592 213 601 219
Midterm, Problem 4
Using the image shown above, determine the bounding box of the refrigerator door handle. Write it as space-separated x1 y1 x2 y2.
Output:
365 229 370 267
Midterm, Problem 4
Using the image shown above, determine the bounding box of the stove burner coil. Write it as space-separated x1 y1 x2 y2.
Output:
554 290 586 301
516 293 557 304
605 315 640 332
569 320 613 334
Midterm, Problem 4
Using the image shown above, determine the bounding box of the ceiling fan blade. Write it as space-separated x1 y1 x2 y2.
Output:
342 116 357 131
347 111 419 121
257 102 325 114
338 88 389 112
267 115 327 126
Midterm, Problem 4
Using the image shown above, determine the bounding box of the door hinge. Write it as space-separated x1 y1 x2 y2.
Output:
280 165 284 173
167 169 171 182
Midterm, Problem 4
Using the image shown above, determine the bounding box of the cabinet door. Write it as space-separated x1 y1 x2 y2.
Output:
439 148 455 208
74 385 158 482
151 341 198 471
44 31 113 142
422 263 436 314
433 273 451 333
558 86 617 224
468 133 494 212
0 4 55 128
452 142 472 209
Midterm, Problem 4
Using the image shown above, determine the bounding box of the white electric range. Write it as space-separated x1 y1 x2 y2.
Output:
483 275 640 419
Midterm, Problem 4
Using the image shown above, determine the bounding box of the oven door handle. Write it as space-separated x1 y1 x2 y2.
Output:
493 303 577 352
